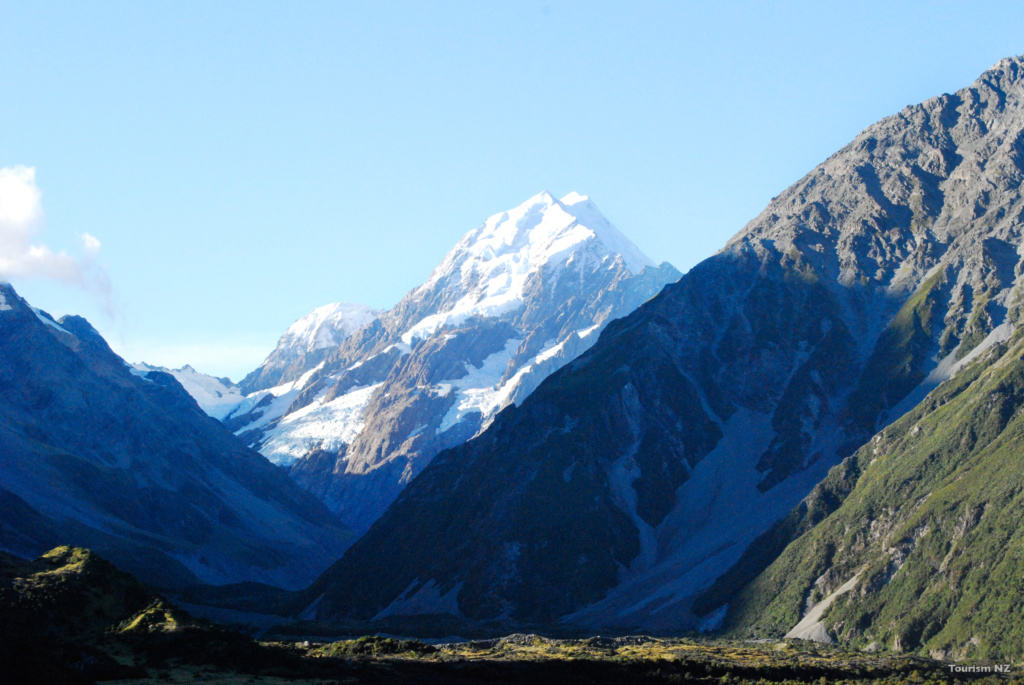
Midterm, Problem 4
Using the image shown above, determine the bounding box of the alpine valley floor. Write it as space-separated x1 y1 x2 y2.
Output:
97 636 1015 684
0 545 1016 685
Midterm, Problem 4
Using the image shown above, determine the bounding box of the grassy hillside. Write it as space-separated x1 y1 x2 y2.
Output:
722 330 1024 662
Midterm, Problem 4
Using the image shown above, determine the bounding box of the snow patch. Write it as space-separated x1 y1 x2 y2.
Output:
406 424 428 440
128 366 155 383
535 338 567 363
383 341 412 355
132 363 245 419
437 338 523 433
260 383 382 465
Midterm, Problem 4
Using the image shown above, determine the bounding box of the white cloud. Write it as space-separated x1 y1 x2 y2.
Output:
0 165 112 312
0 166 42 228
81 232 102 253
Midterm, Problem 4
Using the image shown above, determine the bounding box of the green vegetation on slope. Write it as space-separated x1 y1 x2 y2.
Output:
957 290 995 359
724 331 1024 662
846 266 949 432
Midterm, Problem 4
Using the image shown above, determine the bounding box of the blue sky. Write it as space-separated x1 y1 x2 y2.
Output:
2 1 1024 379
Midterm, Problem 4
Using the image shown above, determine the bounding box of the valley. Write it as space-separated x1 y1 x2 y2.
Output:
4 45 1024 683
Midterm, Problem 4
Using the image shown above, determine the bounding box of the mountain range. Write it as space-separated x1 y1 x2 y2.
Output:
295 56 1024 661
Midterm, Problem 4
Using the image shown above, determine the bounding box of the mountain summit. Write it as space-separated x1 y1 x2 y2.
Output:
226 192 679 532
405 190 655 336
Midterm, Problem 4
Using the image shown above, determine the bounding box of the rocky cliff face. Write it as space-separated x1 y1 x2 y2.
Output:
227 191 679 533
0 284 349 589
301 57 1024 630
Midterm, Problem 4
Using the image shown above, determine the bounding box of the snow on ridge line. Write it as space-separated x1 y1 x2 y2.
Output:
32 307 70 334
556 192 653 275
400 296 525 344
131 362 246 420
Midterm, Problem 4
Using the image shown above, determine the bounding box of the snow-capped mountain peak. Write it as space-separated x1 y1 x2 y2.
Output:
426 190 652 287
403 191 655 344
228 190 679 533
281 302 379 353
557 192 653 274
